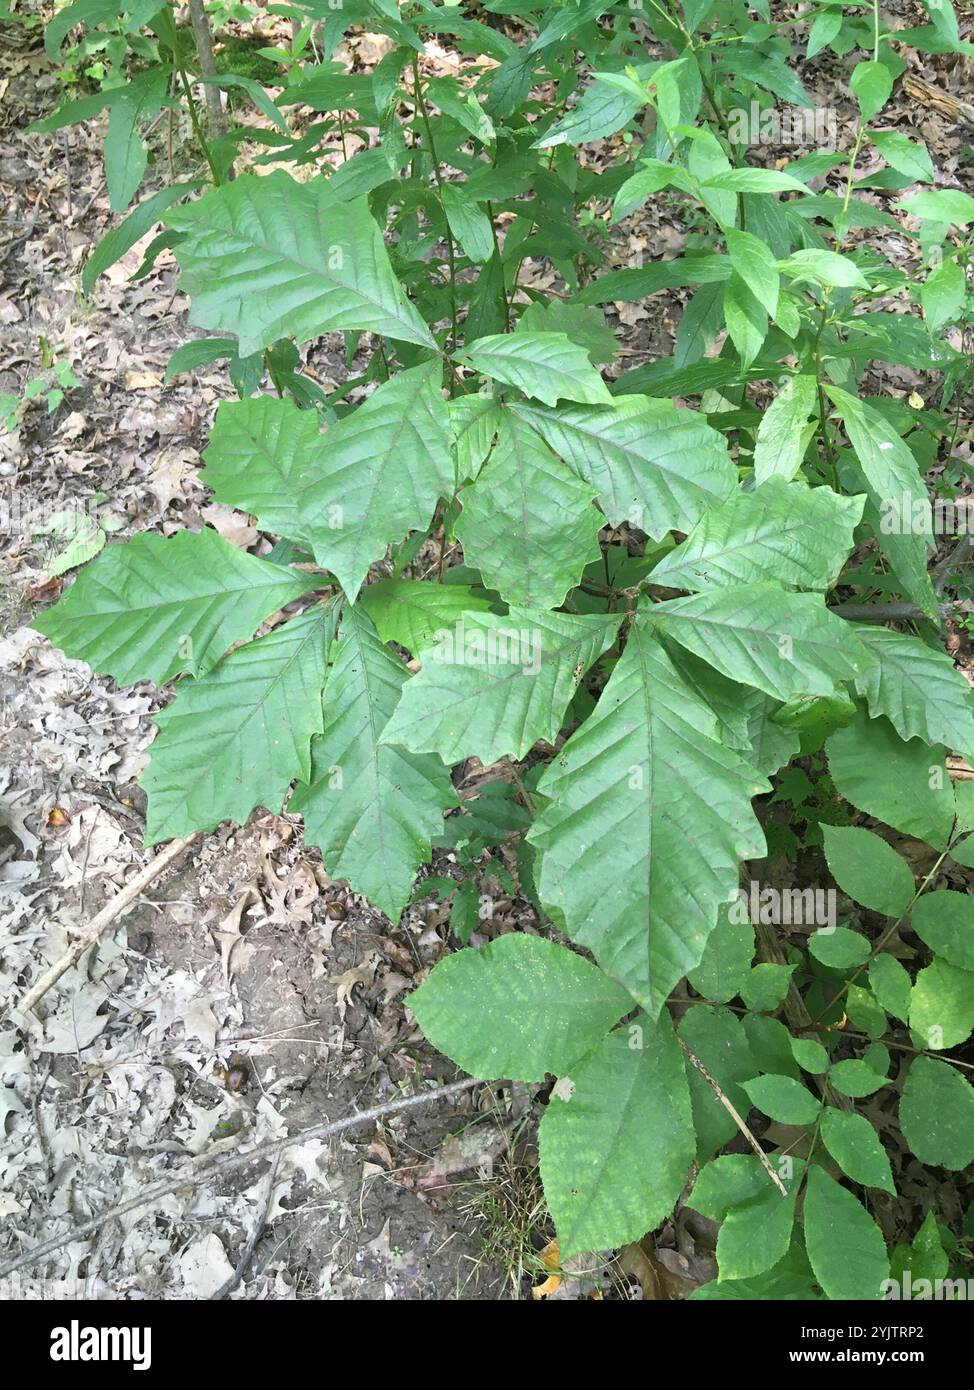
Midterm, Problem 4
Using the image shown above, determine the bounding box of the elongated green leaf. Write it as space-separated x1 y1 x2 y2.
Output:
692 1155 798 1282
441 183 494 263
455 332 612 407
104 68 169 212
143 603 337 844
869 130 933 183
382 608 619 765
408 934 632 1082
167 171 435 355
703 167 808 193
804 1167 890 1299
821 824 915 917
83 182 198 294
851 60 893 123
539 1018 694 1257
290 607 456 921
752 374 818 484
533 73 644 148
448 393 502 480
358 578 493 657
679 1005 757 1160
782 249 869 290
821 1109 895 1194
900 1056 974 1170
687 909 755 1004
742 1074 821 1126
298 362 454 600
825 385 937 619
33 529 314 686
920 259 966 330
869 953 913 1021
853 626 974 757
575 254 731 305
911 891 974 971
900 187 974 226
910 957 974 1050
723 272 768 369
528 622 767 1014
648 583 873 702
724 228 779 317
511 395 736 539
455 413 601 609
202 394 324 543
648 480 862 593
827 710 953 849
922 0 962 47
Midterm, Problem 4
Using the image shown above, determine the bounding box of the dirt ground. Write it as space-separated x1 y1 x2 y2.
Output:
2 8 973 1301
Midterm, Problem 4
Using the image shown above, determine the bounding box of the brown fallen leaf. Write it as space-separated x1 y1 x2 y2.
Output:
532 1237 563 1299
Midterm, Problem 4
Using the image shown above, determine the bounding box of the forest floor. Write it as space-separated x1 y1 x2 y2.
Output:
1 9 972 1300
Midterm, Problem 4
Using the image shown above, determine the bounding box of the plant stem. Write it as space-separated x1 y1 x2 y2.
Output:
411 53 459 353
813 294 839 485
810 847 952 1027
176 58 221 185
187 0 227 136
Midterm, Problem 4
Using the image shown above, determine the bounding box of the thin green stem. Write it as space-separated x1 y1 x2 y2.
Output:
176 59 221 186
810 845 952 1027
411 53 459 355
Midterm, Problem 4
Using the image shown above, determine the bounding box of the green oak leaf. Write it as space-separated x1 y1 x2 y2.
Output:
455 331 613 407
852 626 974 758
201 395 325 543
298 361 454 601
647 479 863 593
528 620 768 1014
510 395 736 539
648 582 874 702
539 1016 694 1257
382 607 620 765
408 934 633 1082
358 578 493 657
32 528 315 687
290 607 456 920
454 412 602 609
167 171 435 354
143 602 338 844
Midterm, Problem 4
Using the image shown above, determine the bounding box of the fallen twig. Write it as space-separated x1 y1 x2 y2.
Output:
213 1155 281 1299
0 1077 480 1278
677 1036 788 1197
15 832 202 1017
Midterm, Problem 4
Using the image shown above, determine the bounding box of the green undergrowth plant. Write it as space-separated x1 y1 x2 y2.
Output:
29 0 974 1298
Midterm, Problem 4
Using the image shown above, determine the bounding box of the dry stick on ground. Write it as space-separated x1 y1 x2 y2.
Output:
676 1036 788 1197
15 832 203 1017
213 1154 281 1300
0 1077 481 1278
187 0 227 135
